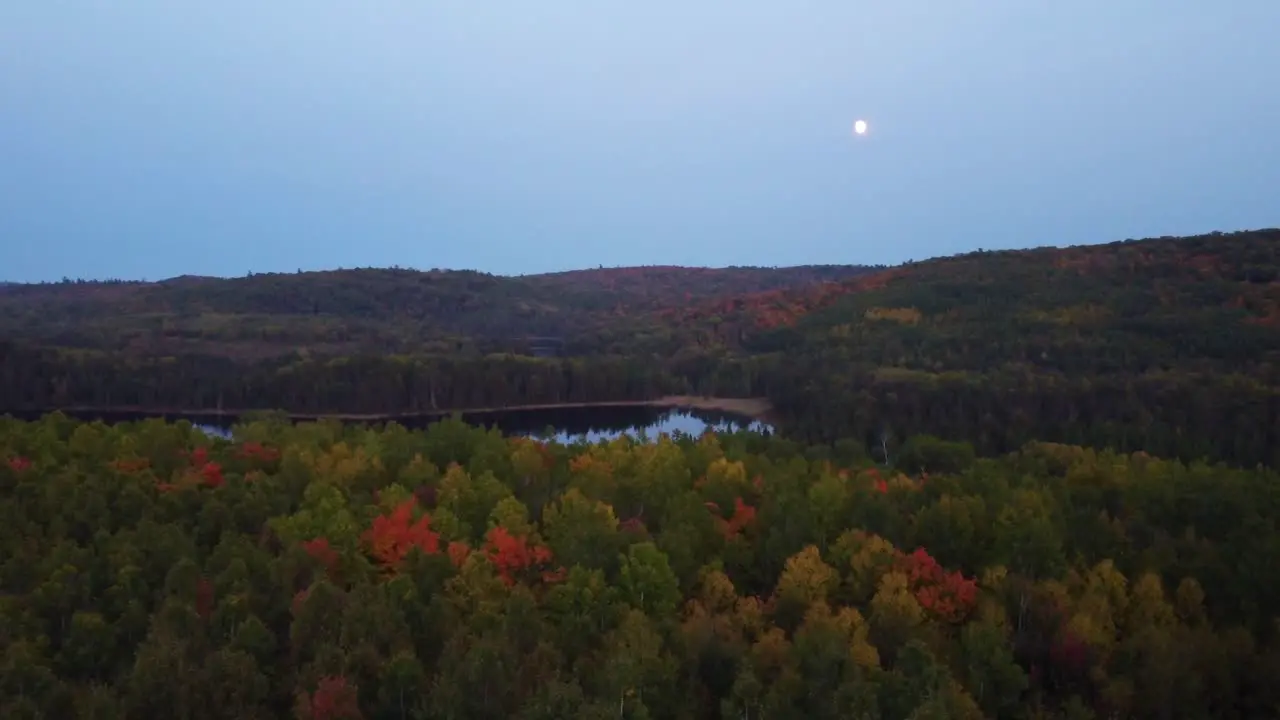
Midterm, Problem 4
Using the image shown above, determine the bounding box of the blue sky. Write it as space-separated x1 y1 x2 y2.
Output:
3 2 1278 281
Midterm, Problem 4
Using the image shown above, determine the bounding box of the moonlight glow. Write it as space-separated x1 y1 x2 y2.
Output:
853 119 868 135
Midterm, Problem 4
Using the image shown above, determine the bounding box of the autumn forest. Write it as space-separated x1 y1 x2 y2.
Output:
3 228 1280 718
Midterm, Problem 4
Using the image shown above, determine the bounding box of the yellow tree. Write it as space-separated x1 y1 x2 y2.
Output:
772 545 837 632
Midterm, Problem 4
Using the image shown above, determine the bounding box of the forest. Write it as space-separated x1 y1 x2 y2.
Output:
3 229 1280 718
4 413 1279 719
0 264 873 360
2 229 1278 468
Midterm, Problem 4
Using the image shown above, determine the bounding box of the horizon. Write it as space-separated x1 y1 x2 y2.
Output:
5 226 1276 285
4 2 1279 282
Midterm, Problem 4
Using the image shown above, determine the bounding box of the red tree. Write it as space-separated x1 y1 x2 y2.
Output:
237 441 281 463
482 526 558 586
898 548 978 623
180 446 224 488
362 499 440 572
199 461 224 488
303 537 340 577
189 447 210 465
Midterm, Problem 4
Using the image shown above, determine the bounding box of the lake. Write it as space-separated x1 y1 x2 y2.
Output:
10 404 772 444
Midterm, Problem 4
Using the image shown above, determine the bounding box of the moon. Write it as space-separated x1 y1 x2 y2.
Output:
853 119 868 136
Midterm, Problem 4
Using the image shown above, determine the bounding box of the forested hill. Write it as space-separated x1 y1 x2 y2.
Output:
737 228 1280 465
3 228 1280 467
665 228 1280 348
0 264 873 359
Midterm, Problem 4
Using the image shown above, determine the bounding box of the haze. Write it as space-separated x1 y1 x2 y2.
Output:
3 2 1278 281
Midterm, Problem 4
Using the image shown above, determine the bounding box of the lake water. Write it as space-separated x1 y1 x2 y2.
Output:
15 404 771 444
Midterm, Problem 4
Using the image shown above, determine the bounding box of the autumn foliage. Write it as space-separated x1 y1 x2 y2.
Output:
362 499 441 571
482 526 560 586
238 440 282 465
184 446 225 488
662 268 901 330
303 537 341 576
707 497 757 539
898 547 978 623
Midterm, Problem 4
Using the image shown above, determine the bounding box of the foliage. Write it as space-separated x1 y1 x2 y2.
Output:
0 264 873 359
3 413 1280 717
4 229 1280 471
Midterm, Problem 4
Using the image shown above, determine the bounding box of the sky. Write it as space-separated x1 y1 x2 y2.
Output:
3 2 1278 282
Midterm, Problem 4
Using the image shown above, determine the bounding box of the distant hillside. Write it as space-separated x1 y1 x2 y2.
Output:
648 229 1280 360
732 228 1280 462
0 264 874 360
5 229 1280 467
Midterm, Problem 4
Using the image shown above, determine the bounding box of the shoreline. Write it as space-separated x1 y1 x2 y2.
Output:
4 395 774 424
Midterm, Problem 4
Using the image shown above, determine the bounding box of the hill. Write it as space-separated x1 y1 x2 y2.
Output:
2 228 1279 466
722 229 1280 464
0 264 873 360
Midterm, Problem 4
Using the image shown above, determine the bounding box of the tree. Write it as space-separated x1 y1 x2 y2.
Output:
362 499 441 572
483 526 558 586
542 488 622 572
296 675 362 720
618 543 681 618
772 545 838 631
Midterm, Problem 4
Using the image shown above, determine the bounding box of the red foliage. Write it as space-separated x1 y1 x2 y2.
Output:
362 499 440 572
177 446 224 488
189 446 210 466
863 468 889 493
296 675 363 720
705 497 757 540
898 547 978 623
482 526 558 586
303 537 340 576
662 268 902 331
7 456 31 472
195 577 214 621
237 440 281 463
725 497 757 539
199 461 225 488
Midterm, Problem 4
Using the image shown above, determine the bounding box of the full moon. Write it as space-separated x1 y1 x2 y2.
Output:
853 119 868 135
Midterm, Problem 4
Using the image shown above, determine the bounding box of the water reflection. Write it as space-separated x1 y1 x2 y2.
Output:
194 407 770 443
517 409 771 444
